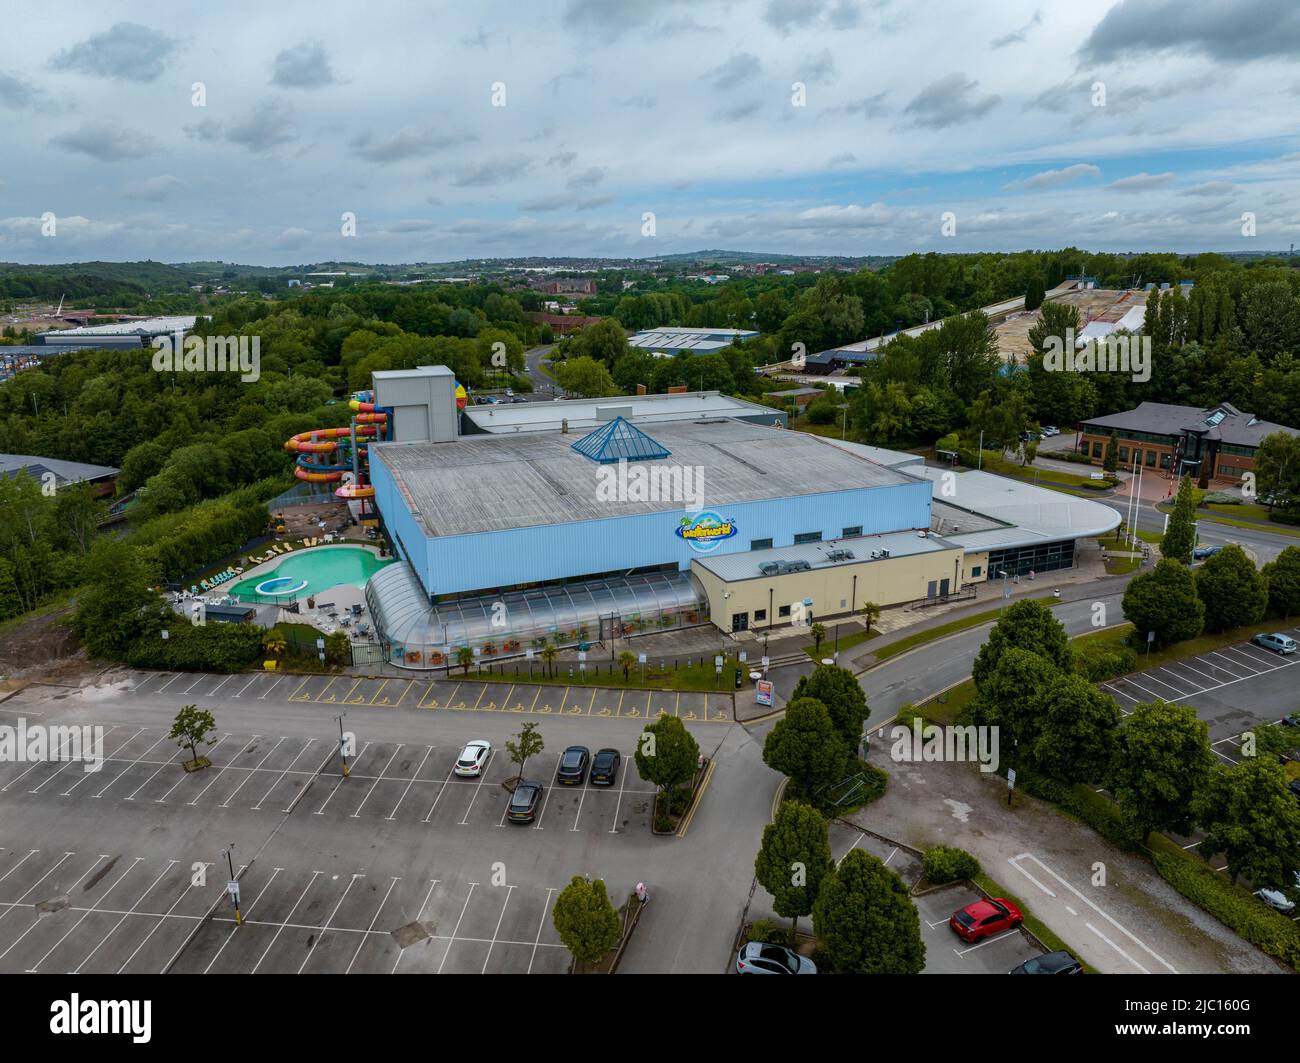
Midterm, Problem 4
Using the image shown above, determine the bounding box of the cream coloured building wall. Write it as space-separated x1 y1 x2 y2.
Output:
962 550 990 583
692 545 965 632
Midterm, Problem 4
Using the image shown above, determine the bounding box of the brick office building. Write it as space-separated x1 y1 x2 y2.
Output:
1076 401 1300 483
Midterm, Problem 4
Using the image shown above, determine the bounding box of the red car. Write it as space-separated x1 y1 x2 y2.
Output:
950 897 1023 942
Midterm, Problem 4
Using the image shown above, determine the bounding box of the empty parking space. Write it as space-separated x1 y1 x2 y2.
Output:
0 847 575 975
122 669 733 724
913 884 1045 975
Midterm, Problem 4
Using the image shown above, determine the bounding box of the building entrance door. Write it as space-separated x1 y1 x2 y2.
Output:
731 612 749 632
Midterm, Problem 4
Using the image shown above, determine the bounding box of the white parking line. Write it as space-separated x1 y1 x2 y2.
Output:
385 745 434 820
258 675 285 700
156 673 186 693
1009 853 1176 973
424 761 458 824
436 883 478 974
252 871 321 974
1114 675 1168 701
345 877 400 974
186 734 255 805
149 862 226 974
1085 921 1150 974
61 727 134 795
391 879 438 974
569 777 590 832
532 754 564 830
27 728 89 793
208 674 237 696
609 755 629 834
480 885 516 973
459 750 496 826
0 854 109 960
155 734 230 803
181 674 210 695
0 849 39 884
205 867 281 974
0 851 74 928
93 733 172 798
1151 667 1202 694
1208 649 1262 674
315 741 370 815
954 928 1021 956
233 675 260 698
351 745 403 818
526 887 556 975
32 857 145 972
220 737 286 807
298 873 363 973
1170 660 1219 684
254 739 317 811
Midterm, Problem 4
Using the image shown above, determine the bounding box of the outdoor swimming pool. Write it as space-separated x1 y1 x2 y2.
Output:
230 547 394 603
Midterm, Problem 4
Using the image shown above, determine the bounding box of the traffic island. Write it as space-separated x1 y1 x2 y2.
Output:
571 893 648 974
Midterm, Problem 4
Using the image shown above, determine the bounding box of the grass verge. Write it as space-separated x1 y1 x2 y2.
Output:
868 597 1054 664
803 626 881 660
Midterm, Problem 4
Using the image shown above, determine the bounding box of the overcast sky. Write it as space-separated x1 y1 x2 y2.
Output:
2 0 1298 265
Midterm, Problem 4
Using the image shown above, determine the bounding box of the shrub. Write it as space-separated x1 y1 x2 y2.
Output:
1015 768 1144 850
748 919 788 946
652 812 674 832
1150 837 1300 972
922 846 981 884
1202 490 1240 504
124 622 264 672
1072 637 1138 681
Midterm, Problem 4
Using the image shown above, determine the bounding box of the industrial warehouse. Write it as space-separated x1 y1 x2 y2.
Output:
345 366 1120 670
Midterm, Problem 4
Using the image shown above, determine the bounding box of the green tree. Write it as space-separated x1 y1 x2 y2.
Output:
1253 431 1300 504
618 650 636 682
1030 672 1121 783
789 665 870 753
858 600 881 636
73 539 159 659
553 355 617 397
1108 701 1215 841
541 643 558 678
634 714 700 808
168 704 217 768
762 697 849 797
812 849 925 974
810 622 826 653
1102 431 1119 475
971 646 1058 755
324 630 350 667
505 720 545 783
1161 475 1197 563
1262 546 1300 619
552 876 622 965
754 800 833 943
1195 543 1268 633
971 599 1071 691
1121 558 1205 647
1024 274 1046 312
1193 758 1300 888
564 318 630 366
456 646 474 675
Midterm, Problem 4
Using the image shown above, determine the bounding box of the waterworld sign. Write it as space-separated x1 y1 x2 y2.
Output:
676 512 738 553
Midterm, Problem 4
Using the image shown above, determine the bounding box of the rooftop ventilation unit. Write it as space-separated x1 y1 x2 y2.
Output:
879 549 890 559
759 561 782 576
869 551 879 559
825 549 855 562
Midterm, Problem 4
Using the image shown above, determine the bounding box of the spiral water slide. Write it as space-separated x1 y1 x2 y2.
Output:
283 391 388 500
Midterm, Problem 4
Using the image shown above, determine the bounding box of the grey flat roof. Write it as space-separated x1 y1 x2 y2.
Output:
0 453 120 484
1081 401 1299 448
693 529 953 582
911 467 1119 548
372 419 915 538
38 315 198 338
465 390 777 433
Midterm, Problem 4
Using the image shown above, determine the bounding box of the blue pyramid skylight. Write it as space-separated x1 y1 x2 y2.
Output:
571 416 671 464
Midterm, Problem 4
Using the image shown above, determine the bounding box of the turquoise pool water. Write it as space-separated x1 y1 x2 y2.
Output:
230 547 393 602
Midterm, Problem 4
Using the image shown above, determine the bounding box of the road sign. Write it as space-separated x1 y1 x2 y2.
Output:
761 655 769 669
638 653 646 664
525 648 534 659
226 880 241 903
713 655 724 667
739 651 748 663
578 650 588 661
1007 768 1017 790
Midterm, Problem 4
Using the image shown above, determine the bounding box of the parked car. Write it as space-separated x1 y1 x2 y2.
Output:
1009 950 1082 974
1281 713 1300 727
506 781 543 823
1040 426 1060 437
1254 887 1296 914
589 748 621 786
1289 779 1300 803
950 897 1023 942
454 740 492 777
1251 633 1298 654
735 941 817 975
1193 544 1222 560
556 745 590 785
505 388 514 398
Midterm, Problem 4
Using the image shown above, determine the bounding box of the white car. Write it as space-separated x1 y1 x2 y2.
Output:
1254 887 1296 914
454 740 492 777
1040 426 1060 437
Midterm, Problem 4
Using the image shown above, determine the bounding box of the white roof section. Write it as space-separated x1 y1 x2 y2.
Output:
39 316 199 339
465 389 777 433
911 467 1120 550
628 326 759 352
815 439 926 470
693 529 953 582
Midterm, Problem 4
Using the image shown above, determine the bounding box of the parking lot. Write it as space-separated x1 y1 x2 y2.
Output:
1099 629 1300 763
0 724 657 836
0 846 575 974
125 669 733 725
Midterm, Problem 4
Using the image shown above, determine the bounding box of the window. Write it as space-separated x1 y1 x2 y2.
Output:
750 538 773 551
754 609 767 622
971 566 982 578
793 532 822 545
1118 447 1129 462
1146 450 1156 466
1160 453 1171 469
1092 442 1103 458
842 526 863 538
778 604 791 618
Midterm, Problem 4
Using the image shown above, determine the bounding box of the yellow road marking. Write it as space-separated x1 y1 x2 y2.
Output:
416 681 438 708
677 757 717 838
390 679 417 707
472 686 487 711
674 692 681 718
345 679 369 704
528 688 541 713
316 677 344 704
368 679 391 705
586 689 597 715
288 676 313 701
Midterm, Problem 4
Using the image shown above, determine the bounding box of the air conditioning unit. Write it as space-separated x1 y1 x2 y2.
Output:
869 551 879 560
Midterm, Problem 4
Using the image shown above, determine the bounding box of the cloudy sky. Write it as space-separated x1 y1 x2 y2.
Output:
2 0 1299 264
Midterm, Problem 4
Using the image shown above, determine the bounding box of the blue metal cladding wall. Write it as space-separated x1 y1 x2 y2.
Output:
385 478 931 597
369 449 427 573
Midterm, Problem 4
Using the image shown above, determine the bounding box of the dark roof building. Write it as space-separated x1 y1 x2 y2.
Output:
0 454 120 492
1076 402 1300 483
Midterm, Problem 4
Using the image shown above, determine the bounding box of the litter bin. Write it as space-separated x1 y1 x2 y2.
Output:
734 668 743 690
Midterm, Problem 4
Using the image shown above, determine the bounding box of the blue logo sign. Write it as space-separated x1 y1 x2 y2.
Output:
676 512 738 553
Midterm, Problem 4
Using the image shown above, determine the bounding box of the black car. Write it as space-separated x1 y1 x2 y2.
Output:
1010 950 1083 975
1290 779 1300 803
1282 713 1300 728
590 748 621 786
507 781 543 823
556 746 590 785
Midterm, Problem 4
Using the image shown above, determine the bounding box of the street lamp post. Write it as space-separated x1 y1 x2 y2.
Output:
335 712 349 778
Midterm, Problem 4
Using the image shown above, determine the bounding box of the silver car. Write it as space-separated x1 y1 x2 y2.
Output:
1251 633 1297 654
1254 887 1296 914
736 941 817 975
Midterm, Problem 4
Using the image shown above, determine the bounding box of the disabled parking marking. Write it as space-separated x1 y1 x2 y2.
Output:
415 681 439 708
471 686 488 712
288 676 315 702
367 679 392 706
345 679 370 705
315 677 347 704
389 680 418 708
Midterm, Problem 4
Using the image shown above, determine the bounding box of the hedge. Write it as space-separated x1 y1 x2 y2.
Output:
922 845 981 884
1149 835 1300 972
1071 638 1138 682
123 622 265 673
1014 768 1144 851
